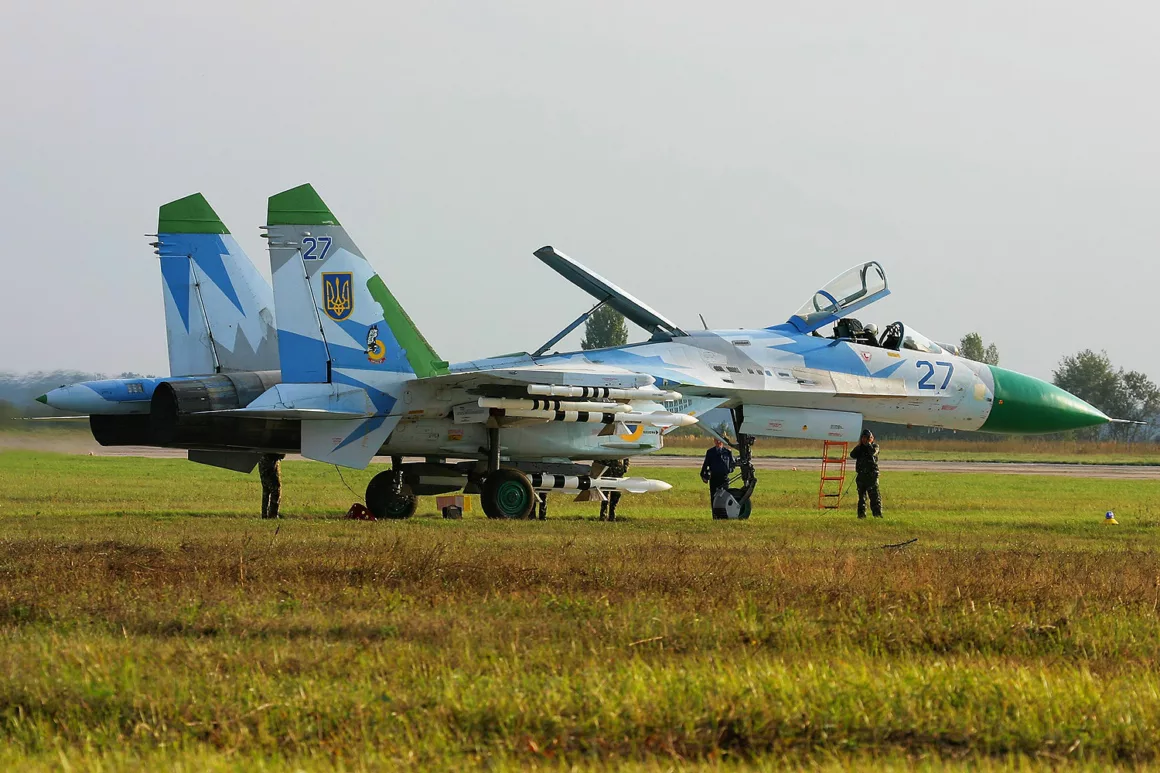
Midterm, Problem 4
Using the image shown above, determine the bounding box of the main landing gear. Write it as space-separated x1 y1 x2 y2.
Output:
479 426 535 519
365 455 418 519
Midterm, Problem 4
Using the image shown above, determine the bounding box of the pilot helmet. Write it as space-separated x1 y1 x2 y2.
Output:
864 323 879 336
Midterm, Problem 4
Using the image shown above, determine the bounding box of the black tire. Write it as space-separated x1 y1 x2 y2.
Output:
481 469 535 520
366 470 417 520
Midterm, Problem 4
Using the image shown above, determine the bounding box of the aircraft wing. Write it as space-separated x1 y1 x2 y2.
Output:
416 362 656 392
534 247 687 338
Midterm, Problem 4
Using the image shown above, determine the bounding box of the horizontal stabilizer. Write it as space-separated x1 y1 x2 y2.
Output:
195 407 369 421
188 450 262 474
301 415 401 469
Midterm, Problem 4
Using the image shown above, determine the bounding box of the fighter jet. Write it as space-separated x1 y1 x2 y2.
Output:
46 184 1109 518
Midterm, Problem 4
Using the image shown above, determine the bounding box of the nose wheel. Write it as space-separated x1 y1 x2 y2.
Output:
730 406 758 516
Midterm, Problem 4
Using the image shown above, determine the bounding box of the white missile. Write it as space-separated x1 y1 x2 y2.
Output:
502 408 618 423
528 473 672 494
478 397 629 413
500 408 697 427
527 384 682 402
620 411 698 428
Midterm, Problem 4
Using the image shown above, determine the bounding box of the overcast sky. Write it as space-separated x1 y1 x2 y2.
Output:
3 2 1157 384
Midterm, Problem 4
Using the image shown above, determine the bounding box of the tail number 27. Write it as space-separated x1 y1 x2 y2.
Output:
917 361 954 390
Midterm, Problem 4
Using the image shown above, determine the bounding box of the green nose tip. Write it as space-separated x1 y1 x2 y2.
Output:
981 366 1109 434
35 394 47 404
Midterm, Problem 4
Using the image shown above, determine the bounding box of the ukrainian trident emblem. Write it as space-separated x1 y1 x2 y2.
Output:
322 272 354 321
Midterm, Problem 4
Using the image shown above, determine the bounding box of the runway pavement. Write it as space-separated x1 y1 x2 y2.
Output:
642 455 1160 480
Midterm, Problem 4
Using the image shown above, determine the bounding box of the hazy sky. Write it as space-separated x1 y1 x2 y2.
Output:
3 2 1158 384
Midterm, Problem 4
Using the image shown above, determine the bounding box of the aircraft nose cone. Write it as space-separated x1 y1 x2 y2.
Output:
981 366 1109 434
35 394 47 404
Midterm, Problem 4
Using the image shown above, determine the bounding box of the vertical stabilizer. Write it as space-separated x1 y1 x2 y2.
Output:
264 183 447 466
156 194 279 376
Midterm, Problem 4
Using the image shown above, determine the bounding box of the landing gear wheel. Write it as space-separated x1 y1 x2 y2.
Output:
729 488 752 520
481 469 535 520
365 470 417 520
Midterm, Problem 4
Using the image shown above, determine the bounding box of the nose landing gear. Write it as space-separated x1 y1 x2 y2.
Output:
712 406 757 520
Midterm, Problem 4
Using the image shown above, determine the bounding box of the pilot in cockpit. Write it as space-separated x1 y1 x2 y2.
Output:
861 323 880 347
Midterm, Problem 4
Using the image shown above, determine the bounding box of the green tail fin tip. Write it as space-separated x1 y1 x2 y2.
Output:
268 183 341 226
158 193 229 234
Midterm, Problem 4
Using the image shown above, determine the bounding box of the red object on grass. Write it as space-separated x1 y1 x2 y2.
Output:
345 503 375 521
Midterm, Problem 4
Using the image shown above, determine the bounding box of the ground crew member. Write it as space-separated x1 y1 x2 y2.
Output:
258 453 285 519
534 491 548 520
700 438 735 504
849 429 882 518
600 458 630 521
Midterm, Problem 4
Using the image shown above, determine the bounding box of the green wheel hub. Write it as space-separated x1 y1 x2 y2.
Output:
496 480 530 516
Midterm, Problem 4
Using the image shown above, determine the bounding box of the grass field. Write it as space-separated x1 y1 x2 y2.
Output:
2 452 1160 770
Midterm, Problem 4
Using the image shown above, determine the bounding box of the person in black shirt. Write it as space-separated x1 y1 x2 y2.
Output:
849 429 882 518
700 438 735 504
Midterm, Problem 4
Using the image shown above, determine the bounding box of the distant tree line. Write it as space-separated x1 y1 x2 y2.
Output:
958 332 1000 366
1052 350 1159 441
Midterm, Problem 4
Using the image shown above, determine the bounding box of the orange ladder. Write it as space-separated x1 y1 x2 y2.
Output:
817 441 849 509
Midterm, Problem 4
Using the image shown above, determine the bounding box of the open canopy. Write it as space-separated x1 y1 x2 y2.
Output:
787 261 890 334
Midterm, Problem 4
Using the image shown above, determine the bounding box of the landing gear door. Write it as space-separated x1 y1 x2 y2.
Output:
787 262 890 334
738 406 863 442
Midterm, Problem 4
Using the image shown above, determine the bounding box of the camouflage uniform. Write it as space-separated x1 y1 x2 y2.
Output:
599 458 630 521
849 441 882 518
258 453 285 519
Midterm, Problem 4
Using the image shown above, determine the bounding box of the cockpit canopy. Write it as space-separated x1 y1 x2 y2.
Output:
788 261 890 334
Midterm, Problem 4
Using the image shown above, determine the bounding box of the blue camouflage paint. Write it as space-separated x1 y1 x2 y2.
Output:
768 334 871 376
329 371 399 450
159 256 193 332
157 234 246 318
277 329 330 383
